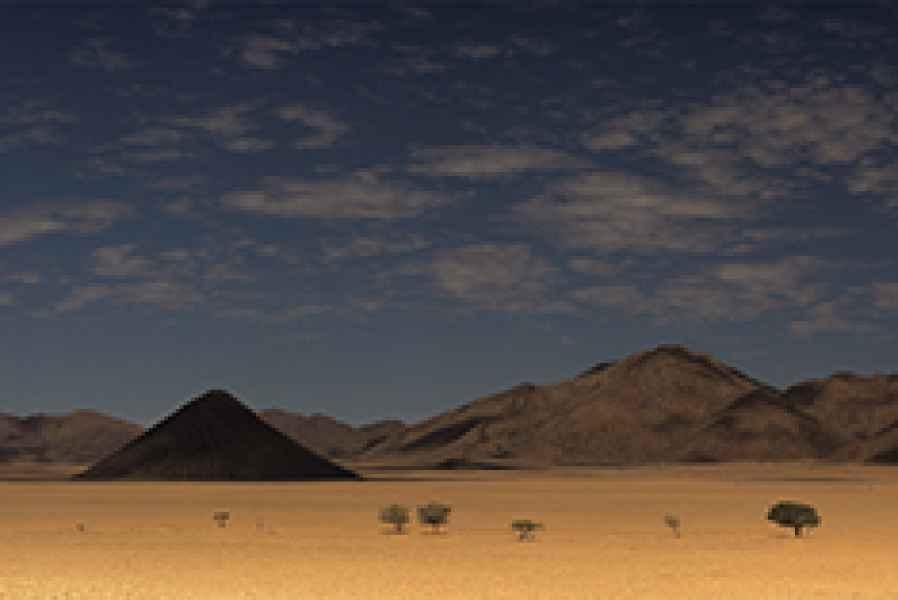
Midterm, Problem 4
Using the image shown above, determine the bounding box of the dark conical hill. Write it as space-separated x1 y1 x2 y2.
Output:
74 389 360 481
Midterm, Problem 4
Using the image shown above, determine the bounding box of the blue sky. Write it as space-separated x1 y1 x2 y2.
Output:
2 1 897 425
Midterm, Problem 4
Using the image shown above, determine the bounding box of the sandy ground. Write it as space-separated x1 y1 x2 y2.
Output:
1 463 897 599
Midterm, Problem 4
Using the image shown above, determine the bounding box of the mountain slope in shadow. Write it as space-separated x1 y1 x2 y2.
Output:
75 389 360 481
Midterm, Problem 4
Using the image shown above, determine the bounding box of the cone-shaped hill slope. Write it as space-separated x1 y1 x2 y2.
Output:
75 390 360 481
362 345 762 466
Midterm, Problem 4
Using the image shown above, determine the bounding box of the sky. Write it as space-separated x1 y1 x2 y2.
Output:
2 1 898 426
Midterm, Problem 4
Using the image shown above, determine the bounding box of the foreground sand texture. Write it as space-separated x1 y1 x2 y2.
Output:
2 464 897 599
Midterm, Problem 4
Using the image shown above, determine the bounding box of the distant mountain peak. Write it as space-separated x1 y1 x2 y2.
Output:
621 344 770 389
576 361 616 379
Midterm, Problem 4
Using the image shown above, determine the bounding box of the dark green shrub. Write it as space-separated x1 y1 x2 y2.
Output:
511 519 543 541
379 504 411 534
767 501 820 537
417 502 451 533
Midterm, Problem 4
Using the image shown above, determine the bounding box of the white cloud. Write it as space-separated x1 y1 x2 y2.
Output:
292 19 382 51
125 148 190 163
221 170 450 219
583 75 898 211
277 104 349 149
149 175 206 191
322 235 431 262
790 301 863 336
712 256 822 305
408 145 589 178
429 243 564 312
454 43 502 59
54 240 264 314
222 137 275 153
583 130 638 151
173 103 256 138
0 101 76 152
570 256 826 322
3 272 41 284
517 170 742 253
120 127 184 146
582 108 668 152
150 0 211 35
567 256 619 276
0 202 133 247
54 285 115 313
509 35 556 56
93 244 152 277
239 35 298 69
238 18 380 69
54 281 202 313
848 160 898 208
383 45 448 76
70 38 133 71
571 284 653 314
872 282 898 311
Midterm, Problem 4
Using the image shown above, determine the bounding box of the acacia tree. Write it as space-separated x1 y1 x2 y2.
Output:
213 511 231 528
767 501 820 537
417 502 451 533
511 519 543 541
663 514 681 538
379 504 411 534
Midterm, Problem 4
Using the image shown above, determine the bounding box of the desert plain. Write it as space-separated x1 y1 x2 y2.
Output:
1 463 897 600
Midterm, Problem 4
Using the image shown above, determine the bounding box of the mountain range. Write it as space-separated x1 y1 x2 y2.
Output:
4 345 898 471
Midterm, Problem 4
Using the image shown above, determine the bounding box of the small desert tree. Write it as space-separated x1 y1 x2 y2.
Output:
663 514 681 538
511 519 543 541
379 504 411 534
417 502 451 533
213 511 231 528
767 501 820 537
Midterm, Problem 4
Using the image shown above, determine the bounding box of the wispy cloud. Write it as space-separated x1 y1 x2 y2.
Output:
52 240 266 314
0 101 76 152
583 75 898 213
408 145 590 178
70 38 133 71
517 170 743 253
221 169 451 219
53 285 114 313
53 281 203 313
0 202 133 247
173 102 256 138
454 43 502 59
848 159 898 209
222 137 275 153
872 282 898 311
236 19 381 69
383 44 448 76
92 244 153 277
428 243 566 313
150 0 211 35
277 104 349 149
322 234 431 262
570 256 827 323
168 103 274 154
238 35 298 69
790 300 866 336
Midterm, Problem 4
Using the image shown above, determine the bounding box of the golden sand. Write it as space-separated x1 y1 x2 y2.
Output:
1 463 896 599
